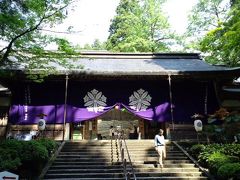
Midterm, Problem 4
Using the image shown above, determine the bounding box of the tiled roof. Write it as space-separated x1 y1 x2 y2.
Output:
59 52 240 76
3 52 240 77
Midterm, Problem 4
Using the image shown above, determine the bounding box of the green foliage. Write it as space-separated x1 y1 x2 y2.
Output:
56 38 76 54
91 39 106 50
81 39 106 50
190 144 205 159
225 114 240 123
185 0 240 66
0 0 77 71
198 143 222 166
217 163 240 179
208 152 235 173
0 139 57 178
185 0 230 51
0 147 21 171
0 139 24 150
197 143 240 174
106 0 177 52
187 0 229 37
20 141 48 163
221 144 240 158
37 138 57 156
190 143 240 178
186 0 240 66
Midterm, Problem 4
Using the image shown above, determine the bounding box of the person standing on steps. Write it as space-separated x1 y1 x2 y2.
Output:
154 129 166 168
109 126 114 140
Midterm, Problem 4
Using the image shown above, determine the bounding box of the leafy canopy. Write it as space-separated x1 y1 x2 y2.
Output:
187 0 230 37
0 0 77 71
186 0 240 67
199 0 240 67
106 0 177 52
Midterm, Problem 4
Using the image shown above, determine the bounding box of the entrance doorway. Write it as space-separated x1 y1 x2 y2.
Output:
97 108 140 140
70 108 166 140
144 120 165 139
70 122 84 140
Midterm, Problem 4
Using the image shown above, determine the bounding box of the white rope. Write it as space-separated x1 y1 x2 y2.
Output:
168 74 174 131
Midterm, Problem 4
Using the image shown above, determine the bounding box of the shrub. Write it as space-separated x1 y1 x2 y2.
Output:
0 139 58 178
190 144 205 159
0 139 23 152
198 144 222 167
0 147 21 171
222 144 240 158
208 152 235 174
20 141 48 162
37 138 57 156
217 163 240 179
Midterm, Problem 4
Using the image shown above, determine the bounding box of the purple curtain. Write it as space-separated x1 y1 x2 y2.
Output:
9 102 171 125
67 104 116 122
121 102 171 122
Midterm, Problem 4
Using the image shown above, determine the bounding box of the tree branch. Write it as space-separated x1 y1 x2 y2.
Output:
0 1 73 64
1 17 45 62
38 28 82 34
155 37 171 42
0 46 7 53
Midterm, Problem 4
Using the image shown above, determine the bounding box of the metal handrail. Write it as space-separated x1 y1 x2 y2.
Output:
118 130 137 180
110 136 113 165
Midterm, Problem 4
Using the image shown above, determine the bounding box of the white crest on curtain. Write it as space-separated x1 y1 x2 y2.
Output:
129 88 152 111
83 89 107 112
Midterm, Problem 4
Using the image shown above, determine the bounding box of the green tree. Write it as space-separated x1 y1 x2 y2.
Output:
106 0 175 52
0 0 76 69
80 39 106 50
185 0 230 51
200 0 240 66
91 39 106 50
187 0 230 37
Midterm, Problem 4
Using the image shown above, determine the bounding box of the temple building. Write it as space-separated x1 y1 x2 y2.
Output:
0 52 240 140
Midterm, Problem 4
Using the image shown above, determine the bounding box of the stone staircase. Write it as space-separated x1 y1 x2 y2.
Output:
44 140 123 179
124 140 208 179
43 140 209 180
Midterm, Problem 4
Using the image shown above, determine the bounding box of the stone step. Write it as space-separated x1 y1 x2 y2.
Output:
49 163 196 169
55 156 189 162
63 143 172 146
57 153 186 158
53 159 193 164
64 140 166 144
44 141 207 180
47 167 200 173
61 147 180 151
44 172 204 179
135 172 204 177
44 172 124 179
58 151 184 155
133 177 208 180
44 177 207 180
59 149 182 153
52 161 122 165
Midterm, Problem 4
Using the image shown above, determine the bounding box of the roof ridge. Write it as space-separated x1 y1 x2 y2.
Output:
79 52 201 59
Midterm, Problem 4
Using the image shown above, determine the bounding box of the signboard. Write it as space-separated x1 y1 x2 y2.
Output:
0 171 19 180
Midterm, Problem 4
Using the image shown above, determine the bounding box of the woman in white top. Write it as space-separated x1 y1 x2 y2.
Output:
154 129 166 168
